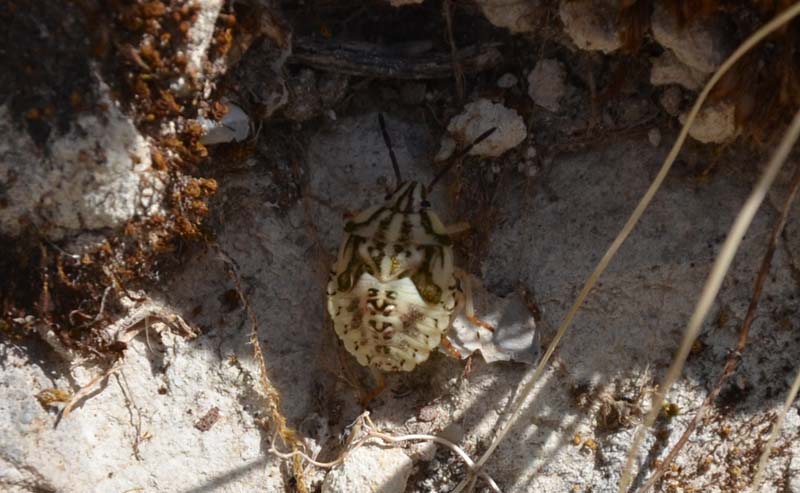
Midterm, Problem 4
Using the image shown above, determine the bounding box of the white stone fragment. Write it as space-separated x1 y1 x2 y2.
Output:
449 275 539 364
559 0 621 53
648 127 662 147
659 86 683 116
680 101 737 144
322 445 412 493
476 0 539 33
0 77 163 239
199 102 250 144
651 0 733 74
437 99 527 160
527 59 567 112
650 50 707 90
497 73 519 89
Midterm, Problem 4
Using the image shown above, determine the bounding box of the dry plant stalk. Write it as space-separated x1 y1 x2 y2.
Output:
442 0 465 101
213 246 308 493
634 161 800 492
448 4 800 492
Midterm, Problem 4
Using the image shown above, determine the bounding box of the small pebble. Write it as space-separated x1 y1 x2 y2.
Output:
497 73 519 89
648 128 662 147
528 59 567 112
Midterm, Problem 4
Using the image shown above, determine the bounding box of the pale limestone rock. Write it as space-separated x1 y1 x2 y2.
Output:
680 101 737 143
559 0 621 53
651 0 733 74
0 78 163 239
476 0 539 33
322 446 412 493
650 50 707 90
437 99 527 159
528 59 567 112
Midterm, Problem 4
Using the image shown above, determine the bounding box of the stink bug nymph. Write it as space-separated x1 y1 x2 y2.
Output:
326 114 496 374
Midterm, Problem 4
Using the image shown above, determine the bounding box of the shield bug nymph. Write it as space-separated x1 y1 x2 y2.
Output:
326 114 496 376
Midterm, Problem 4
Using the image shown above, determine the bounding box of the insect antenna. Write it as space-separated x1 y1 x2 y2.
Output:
427 126 497 192
378 113 402 187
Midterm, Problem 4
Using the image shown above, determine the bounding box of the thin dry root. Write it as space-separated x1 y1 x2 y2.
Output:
57 359 123 423
214 245 309 492
56 298 196 425
269 411 501 492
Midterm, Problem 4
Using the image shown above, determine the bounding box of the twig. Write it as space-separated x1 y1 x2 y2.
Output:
634 160 800 493
117 369 147 461
90 286 113 325
442 0 465 101
290 37 502 80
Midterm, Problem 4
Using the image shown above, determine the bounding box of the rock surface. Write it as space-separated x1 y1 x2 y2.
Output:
322 445 412 493
3 110 800 493
0 318 279 493
185 0 226 80
0 80 162 239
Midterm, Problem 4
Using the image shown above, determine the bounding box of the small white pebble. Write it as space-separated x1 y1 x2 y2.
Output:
648 127 662 147
497 73 519 89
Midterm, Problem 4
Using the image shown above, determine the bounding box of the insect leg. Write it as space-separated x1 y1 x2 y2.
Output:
456 270 495 332
360 368 387 409
440 334 464 359
444 221 471 236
